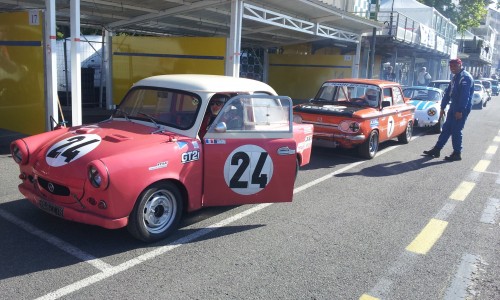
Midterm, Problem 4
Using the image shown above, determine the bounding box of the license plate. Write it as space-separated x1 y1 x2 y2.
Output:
39 199 64 217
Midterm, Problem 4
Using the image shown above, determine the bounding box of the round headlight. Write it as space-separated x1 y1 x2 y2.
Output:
10 140 29 165
293 114 303 123
87 161 109 190
427 107 437 117
12 144 23 164
339 120 360 133
88 166 102 188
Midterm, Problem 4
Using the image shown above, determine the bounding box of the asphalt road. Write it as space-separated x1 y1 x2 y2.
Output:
1 96 499 300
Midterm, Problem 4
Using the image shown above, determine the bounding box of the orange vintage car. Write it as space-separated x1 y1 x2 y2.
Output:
293 79 415 159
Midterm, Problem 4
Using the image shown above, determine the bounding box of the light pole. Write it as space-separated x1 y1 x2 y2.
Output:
388 0 395 36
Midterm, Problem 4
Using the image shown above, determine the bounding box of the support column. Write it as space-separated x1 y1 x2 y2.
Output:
105 29 114 109
45 0 58 130
352 35 362 78
70 0 82 126
225 0 243 77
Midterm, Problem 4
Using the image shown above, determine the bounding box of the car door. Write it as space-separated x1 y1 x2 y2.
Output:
202 95 297 206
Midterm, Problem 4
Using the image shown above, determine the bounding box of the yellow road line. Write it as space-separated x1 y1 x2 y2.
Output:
406 219 448 255
494 136 500 142
486 145 498 154
473 160 490 172
449 181 475 201
359 294 379 300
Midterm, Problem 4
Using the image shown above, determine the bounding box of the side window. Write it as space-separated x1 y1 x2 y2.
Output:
210 96 291 133
382 88 393 107
392 87 404 104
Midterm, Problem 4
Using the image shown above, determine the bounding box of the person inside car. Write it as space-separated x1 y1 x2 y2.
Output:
199 93 229 137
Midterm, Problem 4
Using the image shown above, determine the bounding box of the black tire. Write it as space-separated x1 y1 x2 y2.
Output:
295 157 300 181
433 116 444 133
127 181 183 242
398 121 413 144
358 130 379 159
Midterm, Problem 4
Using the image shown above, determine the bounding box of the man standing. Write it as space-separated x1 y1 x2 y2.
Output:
423 58 474 161
417 67 431 85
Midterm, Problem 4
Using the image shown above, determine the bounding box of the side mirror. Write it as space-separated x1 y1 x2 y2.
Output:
382 100 391 108
214 122 227 133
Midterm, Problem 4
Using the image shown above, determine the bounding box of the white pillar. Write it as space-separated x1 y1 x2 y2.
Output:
352 35 362 78
45 0 59 130
225 0 243 77
105 29 114 110
70 0 82 126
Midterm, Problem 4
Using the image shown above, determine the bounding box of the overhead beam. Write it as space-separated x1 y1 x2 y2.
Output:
107 0 228 29
243 3 360 43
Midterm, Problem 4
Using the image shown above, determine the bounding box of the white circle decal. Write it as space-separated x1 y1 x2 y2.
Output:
224 144 273 195
387 116 395 137
46 134 102 167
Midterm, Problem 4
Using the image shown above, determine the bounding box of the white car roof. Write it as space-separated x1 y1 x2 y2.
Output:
134 74 277 95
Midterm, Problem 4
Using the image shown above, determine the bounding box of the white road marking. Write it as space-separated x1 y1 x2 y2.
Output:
0 208 113 272
443 254 482 300
479 198 500 224
3 136 417 299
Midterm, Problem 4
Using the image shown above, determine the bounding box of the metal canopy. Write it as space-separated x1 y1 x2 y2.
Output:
0 0 382 47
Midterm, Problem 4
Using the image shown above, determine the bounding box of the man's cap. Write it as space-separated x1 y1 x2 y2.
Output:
449 58 462 64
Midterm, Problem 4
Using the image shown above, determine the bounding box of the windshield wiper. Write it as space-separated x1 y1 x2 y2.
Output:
138 112 160 128
114 108 131 121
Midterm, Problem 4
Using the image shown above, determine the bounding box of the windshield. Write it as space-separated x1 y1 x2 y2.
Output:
474 85 483 91
313 83 380 108
403 88 441 101
114 87 201 129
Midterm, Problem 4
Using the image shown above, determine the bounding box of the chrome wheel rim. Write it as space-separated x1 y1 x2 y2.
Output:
142 189 177 234
369 134 378 156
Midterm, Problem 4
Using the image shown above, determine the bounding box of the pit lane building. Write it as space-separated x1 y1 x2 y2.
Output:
0 0 495 135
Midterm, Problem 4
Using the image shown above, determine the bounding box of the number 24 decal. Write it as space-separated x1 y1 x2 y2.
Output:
229 151 268 188
224 145 274 195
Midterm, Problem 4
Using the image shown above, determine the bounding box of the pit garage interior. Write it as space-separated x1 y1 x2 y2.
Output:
0 0 382 135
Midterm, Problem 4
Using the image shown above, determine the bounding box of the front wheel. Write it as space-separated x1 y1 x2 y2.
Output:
127 182 183 242
358 130 379 159
398 121 413 144
433 117 444 133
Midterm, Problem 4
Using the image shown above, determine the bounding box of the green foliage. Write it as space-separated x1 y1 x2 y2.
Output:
417 0 491 32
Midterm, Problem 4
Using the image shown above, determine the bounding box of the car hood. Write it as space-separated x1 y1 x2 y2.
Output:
409 100 439 110
294 103 378 118
27 121 181 183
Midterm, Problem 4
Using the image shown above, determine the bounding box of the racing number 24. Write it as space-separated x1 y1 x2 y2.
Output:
229 152 268 189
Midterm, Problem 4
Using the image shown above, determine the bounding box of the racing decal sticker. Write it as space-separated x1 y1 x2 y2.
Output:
387 115 395 137
46 134 101 167
224 144 273 195
370 119 379 128
149 161 168 171
176 141 188 149
205 139 226 144
297 135 313 152
181 150 200 163
192 141 200 149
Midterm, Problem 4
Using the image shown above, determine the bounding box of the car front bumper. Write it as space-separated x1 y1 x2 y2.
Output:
19 184 128 230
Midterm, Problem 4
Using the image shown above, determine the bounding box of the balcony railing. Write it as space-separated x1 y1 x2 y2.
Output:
375 11 457 56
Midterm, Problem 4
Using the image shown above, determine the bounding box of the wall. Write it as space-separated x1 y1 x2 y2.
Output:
112 36 226 104
268 54 353 101
0 11 45 135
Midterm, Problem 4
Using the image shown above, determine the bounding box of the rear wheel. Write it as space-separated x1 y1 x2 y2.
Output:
398 121 413 143
127 181 183 242
358 130 379 159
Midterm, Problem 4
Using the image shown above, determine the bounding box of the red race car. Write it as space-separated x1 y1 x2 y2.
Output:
293 78 415 159
11 74 313 242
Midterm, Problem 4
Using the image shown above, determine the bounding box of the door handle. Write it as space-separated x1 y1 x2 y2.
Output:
277 147 295 155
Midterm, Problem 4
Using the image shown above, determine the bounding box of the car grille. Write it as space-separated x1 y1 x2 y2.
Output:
37 177 71 196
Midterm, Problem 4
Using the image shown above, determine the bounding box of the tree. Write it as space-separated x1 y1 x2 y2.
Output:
418 0 492 33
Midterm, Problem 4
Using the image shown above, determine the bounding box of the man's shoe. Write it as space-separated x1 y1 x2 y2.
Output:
423 147 440 158
444 152 462 161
